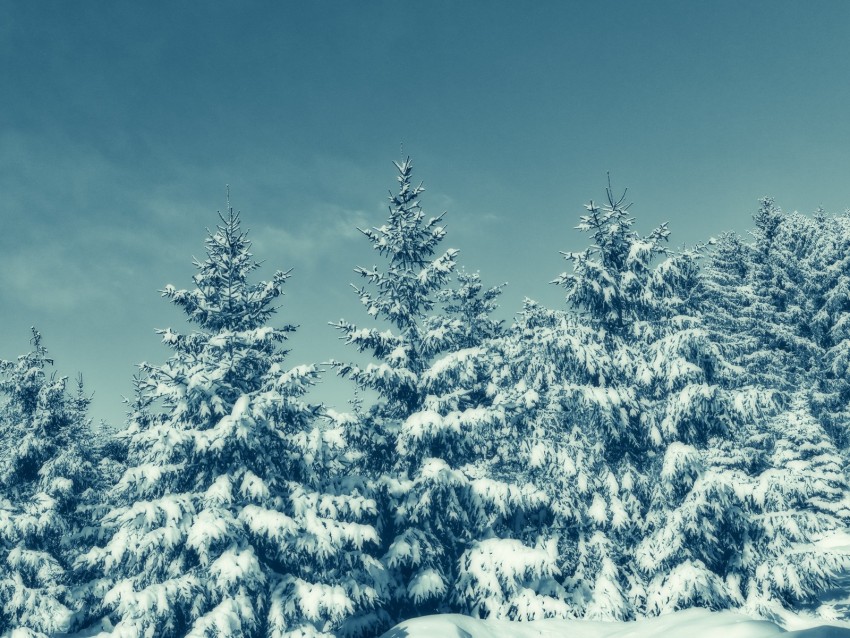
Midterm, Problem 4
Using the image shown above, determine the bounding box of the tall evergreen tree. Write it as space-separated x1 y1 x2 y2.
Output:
82 205 383 637
632 241 776 616
808 213 850 451
745 200 820 391
0 330 96 637
550 183 779 617
700 203 850 451
332 158 534 623
700 202 850 618
455 183 673 622
550 183 670 617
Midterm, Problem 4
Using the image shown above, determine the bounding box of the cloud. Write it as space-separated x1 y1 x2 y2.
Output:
0 129 473 312
251 202 373 266
0 244 104 311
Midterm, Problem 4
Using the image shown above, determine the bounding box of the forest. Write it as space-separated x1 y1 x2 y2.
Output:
2 158 849 637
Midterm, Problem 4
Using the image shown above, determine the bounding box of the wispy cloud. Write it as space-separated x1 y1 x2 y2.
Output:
0 129 399 313
0 245 102 311
251 202 373 266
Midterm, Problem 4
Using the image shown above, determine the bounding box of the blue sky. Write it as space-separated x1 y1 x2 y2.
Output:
2 1 850 427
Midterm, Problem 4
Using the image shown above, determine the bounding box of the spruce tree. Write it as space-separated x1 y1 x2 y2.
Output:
695 200 850 618
633 243 775 615
456 183 671 621
549 183 671 618
82 205 383 637
700 202 850 449
332 158 532 623
551 183 778 617
433 269 505 350
0 330 96 637
744 201 820 391
808 213 850 451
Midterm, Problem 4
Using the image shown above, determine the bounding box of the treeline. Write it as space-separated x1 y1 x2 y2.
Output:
1 159 849 637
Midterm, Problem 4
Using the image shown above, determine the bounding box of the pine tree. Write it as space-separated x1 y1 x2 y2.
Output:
452 182 677 622
697 231 756 369
696 200 850 618
808 212 850 451
332 158 532 623
433 269 505 350
703 201 827 394
745 201 820 391
82 205 383 637
550 183 781 617
548 182 673 617
0 329 96 637
700 202 850 448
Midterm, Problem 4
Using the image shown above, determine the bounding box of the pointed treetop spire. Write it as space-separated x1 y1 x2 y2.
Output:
24 326 52 367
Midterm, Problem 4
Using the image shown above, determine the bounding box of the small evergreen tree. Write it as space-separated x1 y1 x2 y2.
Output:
434 269 505 350
0 330 96 637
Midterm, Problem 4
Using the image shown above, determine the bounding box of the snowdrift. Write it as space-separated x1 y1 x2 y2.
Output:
379 609 850 638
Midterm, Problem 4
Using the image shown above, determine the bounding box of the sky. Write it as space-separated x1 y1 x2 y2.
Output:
2 1 850 428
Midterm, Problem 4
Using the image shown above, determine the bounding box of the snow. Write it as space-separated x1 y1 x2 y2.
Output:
408 568 447 604
209 546 262 588
816 529 850 553
402 410 446 441
378 608 850 638
424 347 484 382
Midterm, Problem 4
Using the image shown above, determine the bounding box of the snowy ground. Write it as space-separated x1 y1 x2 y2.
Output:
816 530 850 619
378 608 850 638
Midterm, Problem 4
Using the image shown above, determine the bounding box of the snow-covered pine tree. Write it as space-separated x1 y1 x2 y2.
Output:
81 205 384 637
744 200 821 391
433 292 573 621
696 231 757 367
0 329 97 637
703 201 828 398
332 158 535 624
455 183 673 622
700 203 850 450
553 182 670 340
550 182 780 617
331 157 466 619
72 374 149 632
546 182 675 618
433 269 505 350
635 278 773 613
699 203 850 618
